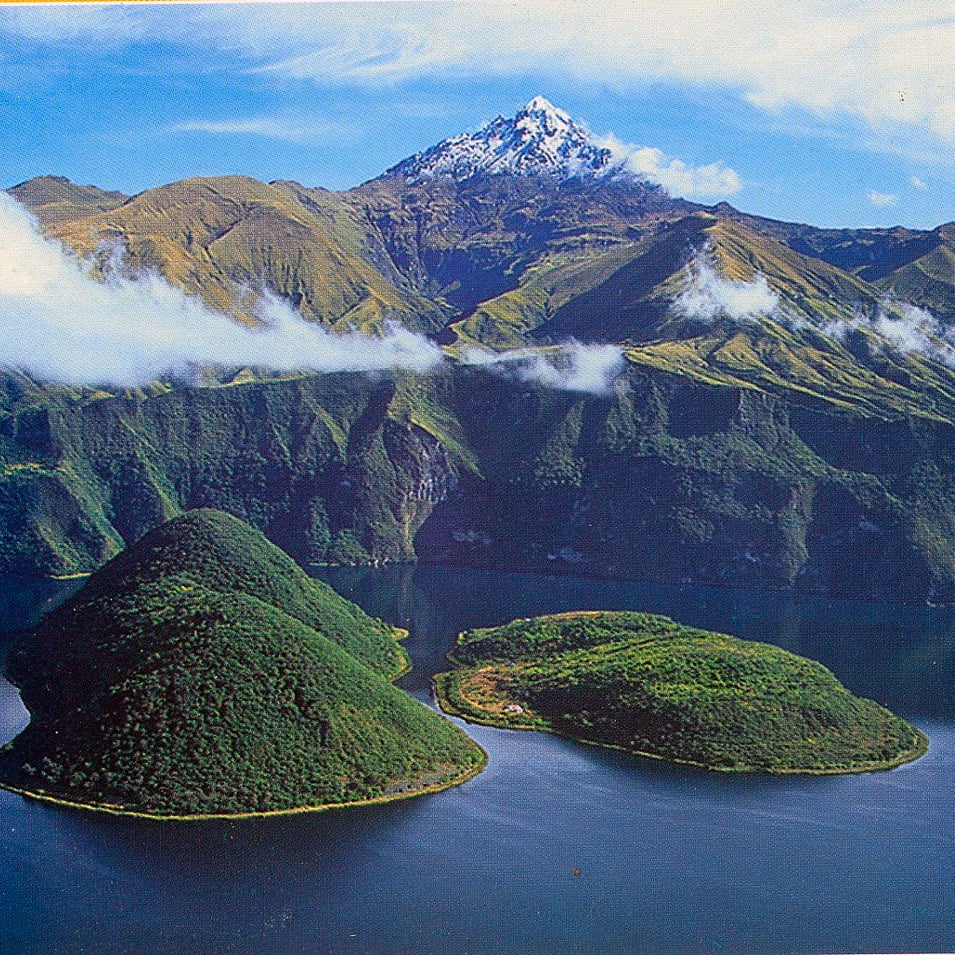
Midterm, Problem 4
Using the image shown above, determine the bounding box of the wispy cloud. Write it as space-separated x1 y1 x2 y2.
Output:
0 5 148 45
599 135 741 199
180 1 955 152
7 3 955 162
910 175 928 189
0 194 443 387
462 343 626 395
824 302 955 367
868 190 898 207
168 115 340 142
0 193 630 395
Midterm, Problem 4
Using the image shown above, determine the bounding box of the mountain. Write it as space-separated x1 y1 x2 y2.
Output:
8 175 127 224
385 96 622 184
5 97 955 604
39 174 449 332
452 213 886 348
9 99 955 342
435 610 927 773
0 510 484 816
4 364 955 604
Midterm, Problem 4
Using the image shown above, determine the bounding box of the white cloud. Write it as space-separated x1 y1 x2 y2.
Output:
0 194 443 387
0 5 147 45
823 301 955 366
7 3 955 158
868 190 898 206
910 175 928 189
169 115 338 142
599 135 741 199
0 194 629 395
673 253 779 324
462 343 626 395
181 2 955 150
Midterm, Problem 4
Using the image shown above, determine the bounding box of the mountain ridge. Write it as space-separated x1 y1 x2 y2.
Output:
5 99 955 603
383 96 623 184
11 97 955 343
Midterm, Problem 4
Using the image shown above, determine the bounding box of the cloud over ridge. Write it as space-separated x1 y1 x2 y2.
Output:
0 195 629 395
673 253 780 324
0 194 444 387
824 302 955 367
462 343 626 395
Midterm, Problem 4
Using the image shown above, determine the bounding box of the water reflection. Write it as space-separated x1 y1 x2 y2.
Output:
318 564 955 719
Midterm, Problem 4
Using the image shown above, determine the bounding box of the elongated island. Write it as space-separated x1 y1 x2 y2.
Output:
0 510 485 818
434 610 927 774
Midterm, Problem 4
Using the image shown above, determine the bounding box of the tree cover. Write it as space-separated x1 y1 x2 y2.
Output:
0 510 484 816
435 610 927 773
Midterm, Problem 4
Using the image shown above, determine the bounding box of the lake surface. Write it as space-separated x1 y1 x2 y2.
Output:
0 566 952 954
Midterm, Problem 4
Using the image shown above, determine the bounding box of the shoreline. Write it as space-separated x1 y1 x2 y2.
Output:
0 725 488 822
17 559 954 610
388 626 412 680
433 670 930 778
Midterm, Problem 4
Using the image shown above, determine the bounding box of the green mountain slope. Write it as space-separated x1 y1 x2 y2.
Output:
43 507 413 681
444 213 888 349
11 170 955 349
345 172 684 309
875 229 955 321
6 157 955 606
716 206 955 324
4 364 955 603
0 510 484 816
35 175 449 333
435 610 927 773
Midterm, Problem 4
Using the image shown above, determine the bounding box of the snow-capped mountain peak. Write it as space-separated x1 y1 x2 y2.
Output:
386 97 618 184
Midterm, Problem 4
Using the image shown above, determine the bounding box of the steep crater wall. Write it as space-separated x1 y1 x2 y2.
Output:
2 366 954 604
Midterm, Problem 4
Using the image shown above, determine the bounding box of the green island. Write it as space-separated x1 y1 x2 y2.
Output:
0 509 485 818
434 610 927 774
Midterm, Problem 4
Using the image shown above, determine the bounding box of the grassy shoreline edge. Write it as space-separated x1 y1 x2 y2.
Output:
0 722 488 822
433 670 929 777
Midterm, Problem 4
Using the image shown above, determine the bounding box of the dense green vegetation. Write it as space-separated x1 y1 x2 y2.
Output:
4 363 955 604
435 611 927 773
0 510 484 816
6 169 955 604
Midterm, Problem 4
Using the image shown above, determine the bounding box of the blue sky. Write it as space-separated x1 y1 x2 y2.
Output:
1 1 954 230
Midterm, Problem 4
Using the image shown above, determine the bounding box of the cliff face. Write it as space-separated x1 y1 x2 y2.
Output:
0 372 460 574
8 104 955 609
3 364 954 604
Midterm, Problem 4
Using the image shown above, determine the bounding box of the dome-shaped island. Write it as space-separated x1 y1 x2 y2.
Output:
0 510 485 818
435 610 926 774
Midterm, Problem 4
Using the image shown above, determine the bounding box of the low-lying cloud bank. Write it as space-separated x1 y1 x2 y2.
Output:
672 251 955 369
0 194 627 394
674 254 780 324
0 193 444 387
462 343 626 395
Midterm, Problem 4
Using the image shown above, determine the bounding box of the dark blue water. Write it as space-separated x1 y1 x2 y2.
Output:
0 567 952 955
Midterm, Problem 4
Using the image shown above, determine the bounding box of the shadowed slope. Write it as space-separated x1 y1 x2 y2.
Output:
0 510 484 816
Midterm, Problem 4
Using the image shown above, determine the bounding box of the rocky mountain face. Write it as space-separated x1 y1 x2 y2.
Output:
4 98 955 602
385 96 621 183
